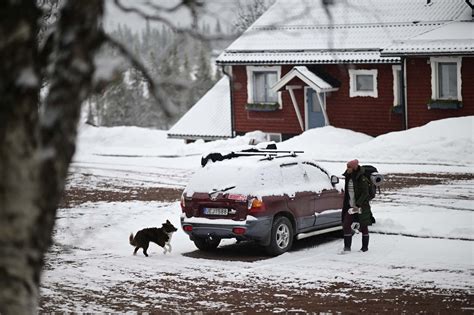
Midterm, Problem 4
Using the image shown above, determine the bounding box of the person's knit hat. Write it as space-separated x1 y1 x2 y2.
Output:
346 159 359 169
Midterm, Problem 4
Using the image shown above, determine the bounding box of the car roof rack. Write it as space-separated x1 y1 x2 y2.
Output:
201 147 304 167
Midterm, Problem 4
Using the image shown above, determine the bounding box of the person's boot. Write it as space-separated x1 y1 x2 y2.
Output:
361 234 369 252
343 235 352 252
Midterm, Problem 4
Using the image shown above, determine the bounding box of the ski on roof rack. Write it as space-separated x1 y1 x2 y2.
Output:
259 153 300 161
201 148 305 167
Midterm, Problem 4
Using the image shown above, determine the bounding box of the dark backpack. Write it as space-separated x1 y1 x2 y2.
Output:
362 165 379 200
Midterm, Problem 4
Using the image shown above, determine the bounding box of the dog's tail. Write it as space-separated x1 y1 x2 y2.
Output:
129 233 137 247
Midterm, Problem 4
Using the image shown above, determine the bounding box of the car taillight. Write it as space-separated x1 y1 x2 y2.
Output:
248 197 265 214
183 225 193 232
227 194 247 202
232 227 246 235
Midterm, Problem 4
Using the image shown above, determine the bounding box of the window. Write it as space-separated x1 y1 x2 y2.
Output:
349 69 378 98
253 72 278 103
392 65 402 106
430 57 462 101
310 91 322 112
247 66 282 105
356 75 374 91
266 133 282 142
438 63 457 98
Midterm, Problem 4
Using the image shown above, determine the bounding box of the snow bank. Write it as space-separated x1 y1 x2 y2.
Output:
76 124 182 154
278 125 373 159
76 124 267 157
352 116 473 165
279 116 473 166
75 116 473 174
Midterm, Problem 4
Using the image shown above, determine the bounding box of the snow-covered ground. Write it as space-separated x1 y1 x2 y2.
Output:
40 117 473 312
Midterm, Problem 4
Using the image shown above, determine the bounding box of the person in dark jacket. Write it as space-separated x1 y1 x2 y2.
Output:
341 159 373 252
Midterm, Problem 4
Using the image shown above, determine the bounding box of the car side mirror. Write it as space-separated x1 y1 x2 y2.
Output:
330 175 339 185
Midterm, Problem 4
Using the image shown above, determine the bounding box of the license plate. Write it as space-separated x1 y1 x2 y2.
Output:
203 207 228 216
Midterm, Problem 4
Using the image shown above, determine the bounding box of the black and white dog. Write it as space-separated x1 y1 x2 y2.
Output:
129 220 177 257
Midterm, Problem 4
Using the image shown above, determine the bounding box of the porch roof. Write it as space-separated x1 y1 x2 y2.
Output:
272 66 338 93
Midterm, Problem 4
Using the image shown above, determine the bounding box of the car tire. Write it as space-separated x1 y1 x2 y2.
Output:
193 237 221 251
265 216 294 256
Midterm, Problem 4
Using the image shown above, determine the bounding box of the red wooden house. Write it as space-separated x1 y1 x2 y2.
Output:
169 0 473 142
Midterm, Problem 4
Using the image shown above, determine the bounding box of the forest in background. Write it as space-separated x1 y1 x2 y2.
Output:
86 0 273 129
87 21 224 129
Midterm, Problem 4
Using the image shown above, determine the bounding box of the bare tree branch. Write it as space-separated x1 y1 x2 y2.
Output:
102 32 179 118
143 0 204 14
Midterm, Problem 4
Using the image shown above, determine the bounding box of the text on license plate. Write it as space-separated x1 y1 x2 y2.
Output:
203 207 228 215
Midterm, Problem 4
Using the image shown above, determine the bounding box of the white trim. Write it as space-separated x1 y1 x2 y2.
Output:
392 65 402 106
348 69 378 98
403 58 408 129
316 92 329 126
430 57 462 101
246 65 282 106
304 86 309 130
272 66 338 93
287 86 305 132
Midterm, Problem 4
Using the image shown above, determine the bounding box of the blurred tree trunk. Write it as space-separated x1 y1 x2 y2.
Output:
0 0 104 313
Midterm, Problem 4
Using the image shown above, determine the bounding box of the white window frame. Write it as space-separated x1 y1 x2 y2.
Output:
392 65 402 106
246 66 282 107
430 57 462 101
349 69 378 98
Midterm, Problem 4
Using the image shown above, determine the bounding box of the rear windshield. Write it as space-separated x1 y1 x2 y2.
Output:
185 157 262 196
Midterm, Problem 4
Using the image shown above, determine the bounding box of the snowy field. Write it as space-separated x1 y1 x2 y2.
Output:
39 117 474 313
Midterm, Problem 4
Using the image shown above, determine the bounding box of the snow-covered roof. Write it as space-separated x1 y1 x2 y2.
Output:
217 0 471 65
272 66 338 93
382 21 474 56
167 77 232 140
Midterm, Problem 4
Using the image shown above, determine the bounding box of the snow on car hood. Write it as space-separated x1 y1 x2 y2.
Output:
184 155 335 197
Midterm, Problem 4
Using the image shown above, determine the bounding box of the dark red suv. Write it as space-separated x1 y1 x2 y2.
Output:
180 151 343 256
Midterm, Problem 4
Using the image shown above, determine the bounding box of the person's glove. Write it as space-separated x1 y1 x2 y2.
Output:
348 207 362 214
351 222 360 233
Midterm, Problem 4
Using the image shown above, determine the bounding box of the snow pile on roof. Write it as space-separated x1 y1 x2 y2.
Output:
253 0 468 27
217 0 471 64
167 77 232 140
383 21 474 55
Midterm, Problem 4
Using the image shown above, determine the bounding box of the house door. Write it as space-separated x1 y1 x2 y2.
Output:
306 88 326 129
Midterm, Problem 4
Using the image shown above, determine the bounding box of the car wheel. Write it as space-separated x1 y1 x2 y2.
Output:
265 216 293 256
193 237 221 251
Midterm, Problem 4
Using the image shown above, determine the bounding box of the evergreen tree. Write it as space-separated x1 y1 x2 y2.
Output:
88 18 223 129
214 20 222 34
